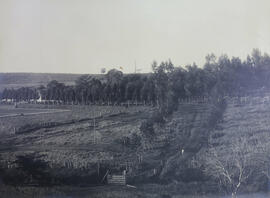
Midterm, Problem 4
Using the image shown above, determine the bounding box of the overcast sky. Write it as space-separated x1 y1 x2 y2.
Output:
0 0 270 74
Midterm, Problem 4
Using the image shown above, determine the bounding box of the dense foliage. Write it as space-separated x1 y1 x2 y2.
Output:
2 49 270 110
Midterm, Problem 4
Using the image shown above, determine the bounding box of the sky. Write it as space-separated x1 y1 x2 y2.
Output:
0 0 270 74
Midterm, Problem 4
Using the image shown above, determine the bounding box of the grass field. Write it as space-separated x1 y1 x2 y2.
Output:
0 104 152 171
0 104 148 134
0 101 220 197
0 105 69 117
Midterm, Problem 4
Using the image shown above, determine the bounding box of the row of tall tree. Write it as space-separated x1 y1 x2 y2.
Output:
0 70 156 105
1 87 39 102
1 49 270 109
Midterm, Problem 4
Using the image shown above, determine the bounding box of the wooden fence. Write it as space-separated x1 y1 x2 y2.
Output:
107 171 126 185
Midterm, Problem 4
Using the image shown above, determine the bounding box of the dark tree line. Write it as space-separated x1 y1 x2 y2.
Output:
2 49 270 109
0 69 156 105
1 87 39 102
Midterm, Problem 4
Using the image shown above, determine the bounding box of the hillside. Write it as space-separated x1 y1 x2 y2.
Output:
1 95 270 197
193 96 270 195
209 96 270 144
0 73 93 91
0 99 224 195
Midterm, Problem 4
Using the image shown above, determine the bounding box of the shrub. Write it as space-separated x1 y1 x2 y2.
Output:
130 133 141 146
140 120 155 138
3 154 52 186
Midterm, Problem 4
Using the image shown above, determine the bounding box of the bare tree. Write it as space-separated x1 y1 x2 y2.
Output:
198 136 261 198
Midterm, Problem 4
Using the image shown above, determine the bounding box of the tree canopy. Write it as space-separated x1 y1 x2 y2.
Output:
2 49 270 109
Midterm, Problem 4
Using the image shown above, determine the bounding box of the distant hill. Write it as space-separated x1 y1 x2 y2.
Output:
0 73 101 92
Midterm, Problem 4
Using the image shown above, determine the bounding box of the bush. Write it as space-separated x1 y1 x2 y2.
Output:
140 120 155 138
151 112 166 124
130 133 141 146
207 98 227 127
3 154 52 186
179 168 205 182
2 168 27 186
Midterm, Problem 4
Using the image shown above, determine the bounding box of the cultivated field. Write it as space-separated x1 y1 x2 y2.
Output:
0 104 147 134
0 104 152 172
0 101 222 196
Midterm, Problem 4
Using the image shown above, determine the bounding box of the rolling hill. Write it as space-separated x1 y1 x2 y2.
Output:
0 73 98 92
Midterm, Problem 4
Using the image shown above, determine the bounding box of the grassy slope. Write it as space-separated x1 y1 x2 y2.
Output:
0 101 223 197
197 97 270 193
211 98 270 143
0 105 132 135
138 103 212 180
0 105 150 164
1 97 270 197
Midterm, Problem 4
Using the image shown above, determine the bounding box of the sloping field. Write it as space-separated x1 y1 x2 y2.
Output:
0 101 224 196
194 97 270 193
152 103 214 181
0 105 145 135
0 105 151 167
209 98 270 147
0 102 215 175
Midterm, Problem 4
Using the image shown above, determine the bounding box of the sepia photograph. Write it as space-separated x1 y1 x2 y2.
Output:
0 0 270 197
